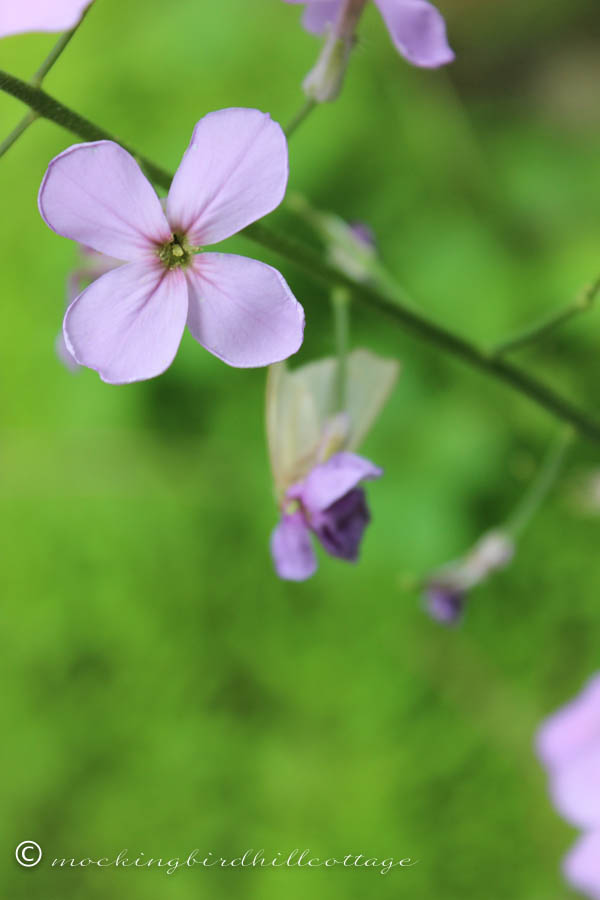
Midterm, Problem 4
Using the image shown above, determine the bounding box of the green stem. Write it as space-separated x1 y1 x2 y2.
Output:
1 70 600 441
244 222 600 441
506 428 573 538
32 4 92 86
0 6 92 160
0 109 38 158
284 97 317 139
0 70 172 190
493 278 600 356
332 286 350 411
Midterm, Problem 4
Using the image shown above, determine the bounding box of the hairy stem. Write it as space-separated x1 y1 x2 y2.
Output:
1 71 600 441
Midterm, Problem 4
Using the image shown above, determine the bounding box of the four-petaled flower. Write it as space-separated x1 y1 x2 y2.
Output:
537 674 600 900
39 108 305 384
284 0 454 69
267 348 399 580
0 0 91 37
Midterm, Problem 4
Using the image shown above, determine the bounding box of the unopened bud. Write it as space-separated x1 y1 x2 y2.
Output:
302 0 368 102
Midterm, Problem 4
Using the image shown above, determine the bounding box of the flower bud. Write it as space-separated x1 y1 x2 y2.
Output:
302 0 368 102
424 531 514 625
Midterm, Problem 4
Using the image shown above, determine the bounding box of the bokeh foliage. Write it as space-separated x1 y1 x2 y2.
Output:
1 0 600 897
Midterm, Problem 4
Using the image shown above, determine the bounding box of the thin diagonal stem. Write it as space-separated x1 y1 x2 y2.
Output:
1 71 600 441
0 5 92 160
493 277 600 356
506 428 573 537
0 109 38 158
284 97 317 139
32 4 92 86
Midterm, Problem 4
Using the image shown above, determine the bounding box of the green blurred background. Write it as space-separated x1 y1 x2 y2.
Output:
1 0 600 896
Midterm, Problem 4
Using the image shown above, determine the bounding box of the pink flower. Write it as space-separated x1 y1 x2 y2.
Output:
39 109 305 384
0 0 91 37
537 673 600 899
284 0 454 69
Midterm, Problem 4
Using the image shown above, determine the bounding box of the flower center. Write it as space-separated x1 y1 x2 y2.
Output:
158 233 192 270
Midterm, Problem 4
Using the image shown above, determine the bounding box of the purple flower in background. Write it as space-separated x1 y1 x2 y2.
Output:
284 0 454 69
38 108 305 384
537 674 600 899
0 0 91 37
267 348 399 580
425 584 465 625
272 452 382 580
424 531 514 625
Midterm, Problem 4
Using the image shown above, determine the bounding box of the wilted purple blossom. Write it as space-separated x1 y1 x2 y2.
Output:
39 108 305 384
284 0 454 69
0 0 91 37
272 452 382 580
267 349 399 580
424 531 514 625
537 674 600 899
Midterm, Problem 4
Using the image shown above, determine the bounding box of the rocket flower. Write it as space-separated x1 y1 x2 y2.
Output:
39 108 305 384
267 348 399 580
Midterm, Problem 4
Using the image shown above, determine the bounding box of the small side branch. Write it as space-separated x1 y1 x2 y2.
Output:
493 278 600 357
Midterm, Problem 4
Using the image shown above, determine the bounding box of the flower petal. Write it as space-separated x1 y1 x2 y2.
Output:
167 109 288 246
291 451 382 514
310 487 371 561
564 831 600 900
271 512 317 581
185 253 304 368
374 0 455 68
537 674 600 773
55 332 80 373
64 262 188 384
266 362 325 500
0 0 90 36
302 1 343 34
39 142 171 261
550 741 600 830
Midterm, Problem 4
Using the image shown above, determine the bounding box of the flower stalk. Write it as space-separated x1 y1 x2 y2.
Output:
284 97 318 138
505 428 573 538
332 286 350 411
